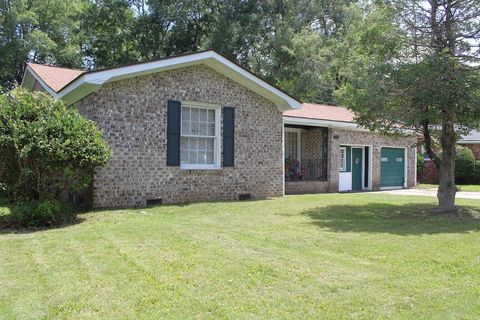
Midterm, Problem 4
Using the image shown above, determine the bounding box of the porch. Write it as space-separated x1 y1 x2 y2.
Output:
284 125 375 194
284 126 329 194
283 103 416 195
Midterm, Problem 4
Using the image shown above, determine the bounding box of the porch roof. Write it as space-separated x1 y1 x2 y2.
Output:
282 103 369 131
283 103 355 123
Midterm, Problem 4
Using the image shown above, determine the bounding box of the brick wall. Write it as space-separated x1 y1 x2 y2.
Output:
301 128 324 161
462 144 480 160
76 64 284 207
285 181 329 194
328 128 416 192
419 160 438 183
418 144 480 183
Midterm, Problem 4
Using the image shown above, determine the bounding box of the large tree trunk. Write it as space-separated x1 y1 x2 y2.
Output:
437 121 457 212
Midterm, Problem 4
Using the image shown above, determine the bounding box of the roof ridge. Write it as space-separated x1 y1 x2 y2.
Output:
27 62 85 72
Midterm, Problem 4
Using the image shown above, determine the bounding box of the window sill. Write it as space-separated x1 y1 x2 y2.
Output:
180 165 221 170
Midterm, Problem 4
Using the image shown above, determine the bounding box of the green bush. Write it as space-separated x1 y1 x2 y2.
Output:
455 146 476 184
417 152 425 176
11 199 71 227
0 88 112 203
474 160 480 184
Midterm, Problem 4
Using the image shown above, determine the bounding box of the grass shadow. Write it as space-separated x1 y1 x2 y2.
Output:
302 203 480 235
0 195 86 234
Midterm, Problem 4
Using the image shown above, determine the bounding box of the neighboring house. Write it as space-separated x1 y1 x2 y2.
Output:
458 130 480 159
419 130 480 183
283 104 416 194
22 49 416 208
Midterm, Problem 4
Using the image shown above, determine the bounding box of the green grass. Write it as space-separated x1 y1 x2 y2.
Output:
418 183 480 192
1 194 480 319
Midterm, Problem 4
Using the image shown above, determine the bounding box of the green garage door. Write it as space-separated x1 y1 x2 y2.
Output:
380 148 405 188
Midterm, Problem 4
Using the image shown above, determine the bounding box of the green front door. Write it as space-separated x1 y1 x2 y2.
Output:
352 148 363 191
380 148 405 187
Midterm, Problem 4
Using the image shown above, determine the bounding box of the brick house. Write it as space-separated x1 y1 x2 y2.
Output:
419 130 480 183
458 131 480 159
22 50 416 208
283 104 416 194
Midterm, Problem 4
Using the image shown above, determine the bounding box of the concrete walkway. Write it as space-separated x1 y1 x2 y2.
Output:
375 188 480 200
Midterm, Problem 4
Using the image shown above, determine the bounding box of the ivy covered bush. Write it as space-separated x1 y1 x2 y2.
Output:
0 89 112 226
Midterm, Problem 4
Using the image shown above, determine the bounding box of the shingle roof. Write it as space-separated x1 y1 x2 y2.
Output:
283 103 356 123
27 63 85 92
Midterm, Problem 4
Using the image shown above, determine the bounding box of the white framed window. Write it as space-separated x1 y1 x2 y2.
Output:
339 147 347 171
180 101 221 169
284 128 302 161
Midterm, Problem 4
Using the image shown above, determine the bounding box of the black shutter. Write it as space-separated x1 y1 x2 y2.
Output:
166 100 181 166
223 107 235 167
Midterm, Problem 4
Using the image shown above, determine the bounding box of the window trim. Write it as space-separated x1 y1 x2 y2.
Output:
339 147 347 172
284 128 302 162
180 101 221 170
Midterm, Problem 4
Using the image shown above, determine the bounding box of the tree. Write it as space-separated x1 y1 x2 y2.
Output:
0 0 85 87
337 1 480 212
0 89 112 202
80 0 139 69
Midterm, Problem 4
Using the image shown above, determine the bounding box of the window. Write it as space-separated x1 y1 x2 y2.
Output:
285 129 301 161
339 147 347 171
180 102 220 169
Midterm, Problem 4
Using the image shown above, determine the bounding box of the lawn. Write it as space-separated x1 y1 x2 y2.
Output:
418 183 480 192
1 194 480 319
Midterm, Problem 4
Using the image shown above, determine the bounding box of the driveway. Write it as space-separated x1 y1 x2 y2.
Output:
376 188 480 200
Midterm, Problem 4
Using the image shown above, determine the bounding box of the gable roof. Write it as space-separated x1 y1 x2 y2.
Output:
21 49 301 111
26 63 85 92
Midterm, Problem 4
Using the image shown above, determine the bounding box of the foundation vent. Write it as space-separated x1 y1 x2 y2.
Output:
238 193 252 201
146 198 163 206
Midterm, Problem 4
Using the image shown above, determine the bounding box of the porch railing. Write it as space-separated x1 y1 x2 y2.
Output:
285 158 327 182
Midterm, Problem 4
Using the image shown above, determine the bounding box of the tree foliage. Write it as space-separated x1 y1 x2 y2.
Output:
0 89 112 202
0 0 86 88
1 0 358 104
337 0 480 211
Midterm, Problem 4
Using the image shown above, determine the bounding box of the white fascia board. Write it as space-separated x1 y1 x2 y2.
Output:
458 140 480 144
283 116 370 131
283 116 416 135
204 53 301 111
57 51 301 110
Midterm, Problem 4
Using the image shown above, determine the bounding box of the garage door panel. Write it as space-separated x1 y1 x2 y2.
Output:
381 148 405 187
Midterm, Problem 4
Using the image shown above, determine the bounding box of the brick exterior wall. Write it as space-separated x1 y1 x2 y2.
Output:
286 126 415 194
418 143 480 183
285 181 329 194
462 144 480 160
301 128 324 161
419 160 438 183
327 128 416 192
76 64 284 208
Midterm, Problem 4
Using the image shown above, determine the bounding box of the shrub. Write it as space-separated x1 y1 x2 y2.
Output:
455 146 476 184
417 152 425 176
10 199 71 227
0 88 112 203
475 160 480 184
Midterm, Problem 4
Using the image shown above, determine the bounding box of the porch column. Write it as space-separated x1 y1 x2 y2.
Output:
328 128 340 192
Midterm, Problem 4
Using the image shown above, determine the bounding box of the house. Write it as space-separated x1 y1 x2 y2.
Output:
419 130 480 183
21 50 416 208
283 103 416 194
458 130 480 159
